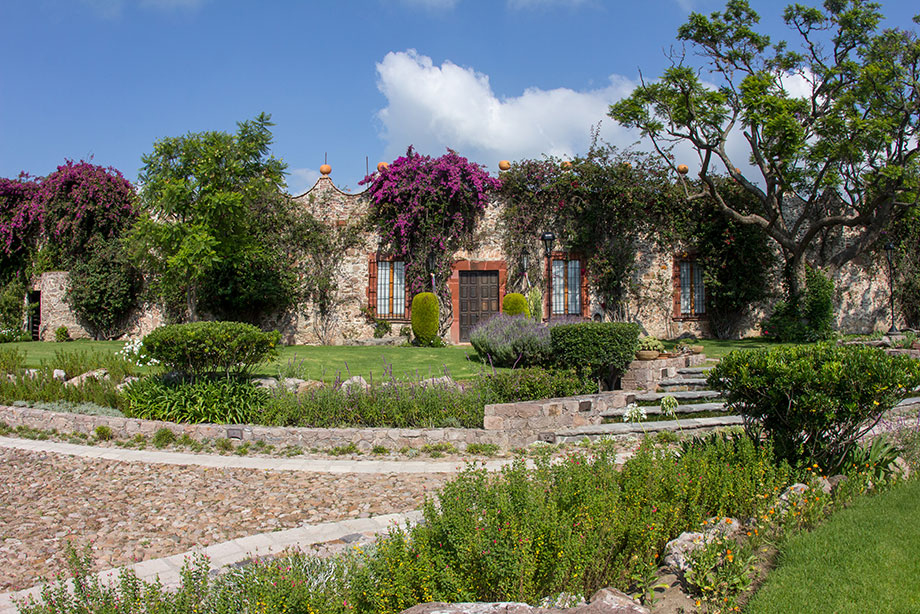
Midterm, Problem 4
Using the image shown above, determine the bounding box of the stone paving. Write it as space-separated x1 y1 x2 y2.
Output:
0 441 454 596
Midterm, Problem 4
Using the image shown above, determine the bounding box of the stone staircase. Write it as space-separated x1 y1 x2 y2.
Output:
553 362 743 443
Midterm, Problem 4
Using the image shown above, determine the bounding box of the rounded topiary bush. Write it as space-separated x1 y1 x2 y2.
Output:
502 292 530 317
410 292 440 346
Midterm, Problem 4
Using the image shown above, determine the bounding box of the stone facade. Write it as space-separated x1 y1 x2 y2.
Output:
26 173 902 344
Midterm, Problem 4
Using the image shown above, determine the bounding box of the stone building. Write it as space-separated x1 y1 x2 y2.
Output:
27 166 897 343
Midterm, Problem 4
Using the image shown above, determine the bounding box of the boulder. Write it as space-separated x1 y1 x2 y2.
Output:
282 378 305 392
779 483 809 501
419 375 462 392
252 377 279 390
115 376 140 393
340 375 369 392
827 474 848 492
297 379 325 395
892 456 911 480
65 368 109 387
662 531 706 574
398 588 648 614
52 369 67 381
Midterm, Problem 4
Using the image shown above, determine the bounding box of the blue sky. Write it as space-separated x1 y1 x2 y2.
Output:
1 0 917 195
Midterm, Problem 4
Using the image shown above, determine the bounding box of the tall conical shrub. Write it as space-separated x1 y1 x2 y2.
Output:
411 292 440 346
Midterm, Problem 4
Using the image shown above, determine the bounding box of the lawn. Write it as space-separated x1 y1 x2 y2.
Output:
745 478 920 613
3 340 500 382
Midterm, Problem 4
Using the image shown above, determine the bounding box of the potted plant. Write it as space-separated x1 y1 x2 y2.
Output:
636 336 665 360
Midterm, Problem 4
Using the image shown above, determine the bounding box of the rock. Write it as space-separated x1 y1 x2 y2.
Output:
892 456 911 480
23 368 40 380
115 376 140 393
398 588 649 613
815 477 832 494
297 379 325 395
702 516 742 538
827 474 848 492
419 376 462 392
252 377 279 390
779 483 809 501
662 531 706 574
52 369 67 381
64 368 109 387
340 375 369 392
282 378 305 392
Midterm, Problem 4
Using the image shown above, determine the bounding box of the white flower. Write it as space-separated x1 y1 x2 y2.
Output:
623 403 647 424
660 395 679 418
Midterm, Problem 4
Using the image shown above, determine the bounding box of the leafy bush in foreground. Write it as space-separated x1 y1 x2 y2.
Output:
708 343 920 471
142 321 280 380
123 376 268 424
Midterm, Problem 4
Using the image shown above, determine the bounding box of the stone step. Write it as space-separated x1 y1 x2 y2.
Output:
553 415 744 443
677 366 713 375
600 401 726 418
659 377 709 387
634 390 722 402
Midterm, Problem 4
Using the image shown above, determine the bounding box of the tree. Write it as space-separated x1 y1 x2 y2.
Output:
361 147 501 335
609 0 920 303
498 144 681 320
130 113 291 322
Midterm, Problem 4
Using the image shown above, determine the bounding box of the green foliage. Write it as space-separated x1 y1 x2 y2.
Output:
498 145 683 316
410 292 440 346
550 322 641 386
477 367 595 402
123 376 267 424
129 113 293 322
0 278 26 332
465 443 499 456
373 319 392 339
0 346 25 372
260 381 485 429
685 534 756 612
0 369 123 410
469 314 551 367
48 348 136 382
637 336 665 352
689 182 774 338
708 343 920 472
609 1 920 304
525 286 543 322
142 321 280 380
152 427 178 448
54 326 71 343
501 293 530 317
65 239 141 340
842 435 904 483
93 425 113 441
763 267 835 341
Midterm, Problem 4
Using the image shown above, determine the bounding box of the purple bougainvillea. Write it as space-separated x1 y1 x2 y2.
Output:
361 147 501 297
0 173 41 258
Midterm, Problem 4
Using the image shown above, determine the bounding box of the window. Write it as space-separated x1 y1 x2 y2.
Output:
551 257 583 316
676 258 706 317
375 260 405 318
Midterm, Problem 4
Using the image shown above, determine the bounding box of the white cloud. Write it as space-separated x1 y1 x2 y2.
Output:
374 50 641 166
288 168 322 196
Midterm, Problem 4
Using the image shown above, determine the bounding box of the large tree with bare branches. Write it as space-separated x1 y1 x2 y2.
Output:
609 0 919 302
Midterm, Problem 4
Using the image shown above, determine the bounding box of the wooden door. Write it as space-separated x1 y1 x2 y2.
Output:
459 270 499 342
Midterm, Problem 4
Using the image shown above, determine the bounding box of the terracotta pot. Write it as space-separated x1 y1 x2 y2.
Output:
690 345 704 354
636 350 660 361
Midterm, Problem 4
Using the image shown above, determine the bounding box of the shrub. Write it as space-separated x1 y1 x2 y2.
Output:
93 425 113 441
410 292 440 346
152 427 177 448
54 326 71 343
123 376 268 424
469 314 551 367
0 327 30 343
526 286 543 321
0 346 25 373
501 292 530 317
478 367 595 402
637 336 665 352
142 321 280 380
708 343 920 471
550 322 642 387
372 319 392 339
763 266 836 341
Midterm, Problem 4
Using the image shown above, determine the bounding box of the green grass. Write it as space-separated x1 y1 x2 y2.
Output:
745 478 920 614
3 340 499 382
664 338 803 361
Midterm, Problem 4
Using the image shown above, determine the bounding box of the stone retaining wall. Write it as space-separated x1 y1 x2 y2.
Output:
619 353 708 390
483 391 633 441
0 405 525 451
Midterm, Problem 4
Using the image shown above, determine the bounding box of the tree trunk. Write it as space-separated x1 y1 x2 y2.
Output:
186 285 199 322
783 253 808 306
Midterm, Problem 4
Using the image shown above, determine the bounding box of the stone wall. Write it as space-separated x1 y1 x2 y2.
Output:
619 352 707 391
